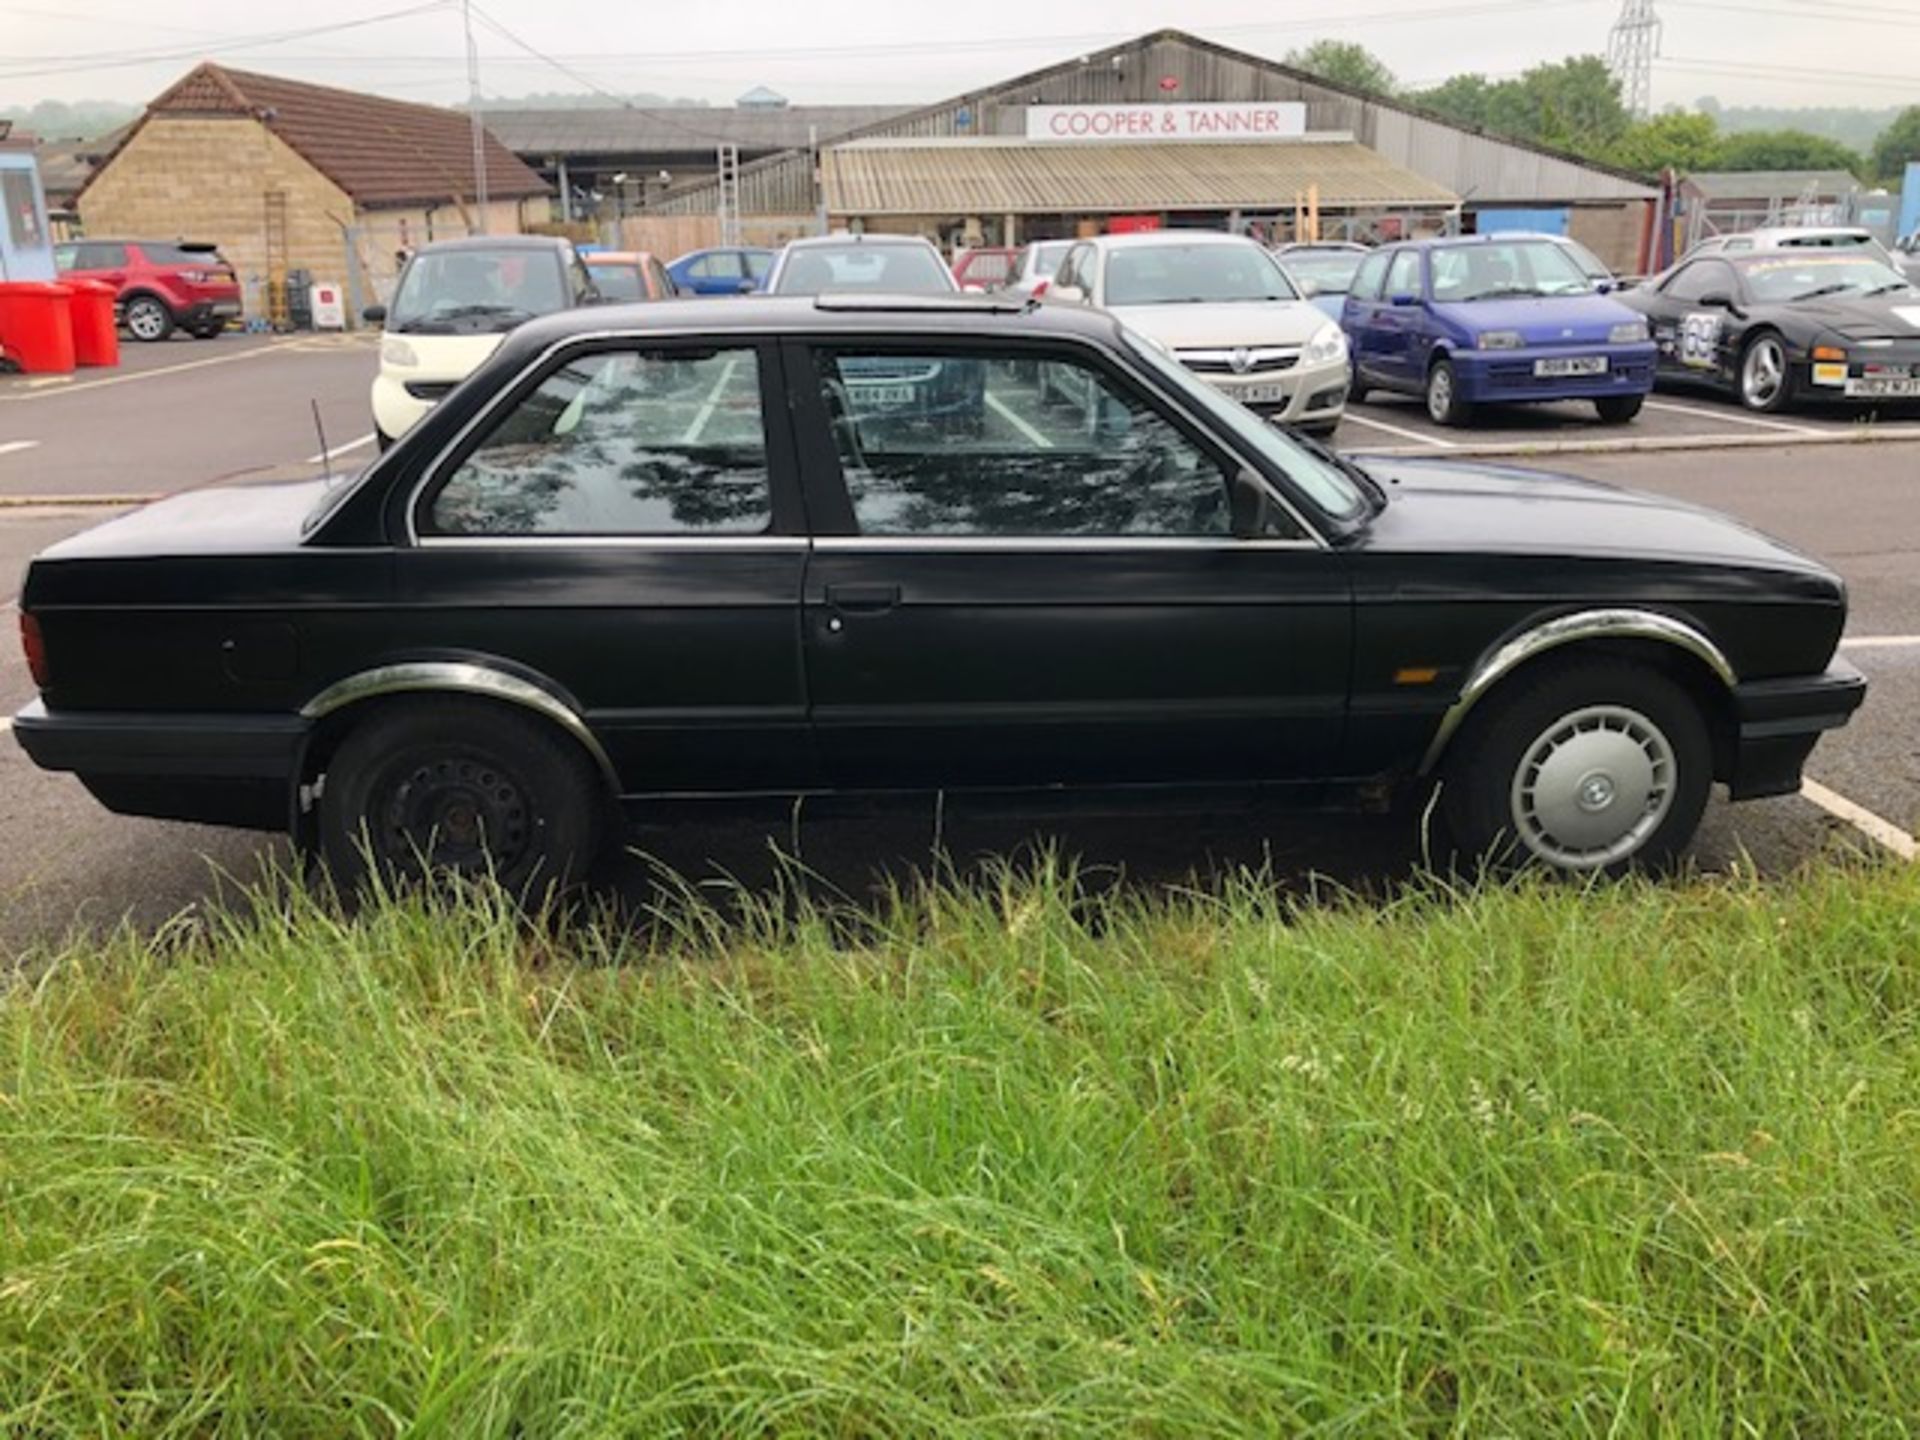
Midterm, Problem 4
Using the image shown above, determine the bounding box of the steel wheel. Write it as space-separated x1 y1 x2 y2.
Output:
124 295 173 342
1508 704 1677 870
1426 362 1456 423
377 755 533 877
1740 335 1789 412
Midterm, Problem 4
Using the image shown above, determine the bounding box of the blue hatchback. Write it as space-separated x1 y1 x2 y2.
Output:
1342 236 1656 426
665 246 774 296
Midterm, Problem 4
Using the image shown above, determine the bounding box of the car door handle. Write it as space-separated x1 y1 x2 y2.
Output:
825 583 901 613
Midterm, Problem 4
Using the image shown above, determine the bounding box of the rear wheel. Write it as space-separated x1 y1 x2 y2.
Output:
1594 394 1644 424
1440 656 1712 876
1425 358 1472 427
1739 333 1794 414
318 698 608 898
123 294 174 342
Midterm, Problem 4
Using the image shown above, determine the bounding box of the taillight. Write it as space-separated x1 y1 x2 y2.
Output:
20 610 47 688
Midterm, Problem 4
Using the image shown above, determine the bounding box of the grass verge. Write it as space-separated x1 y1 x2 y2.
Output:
4 858 1920 1435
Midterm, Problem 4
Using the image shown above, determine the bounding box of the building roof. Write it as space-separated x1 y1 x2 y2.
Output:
822 136 1457 216
480 103 910 159
1683 169 1861 202
87 63 547 209
33 127 127 206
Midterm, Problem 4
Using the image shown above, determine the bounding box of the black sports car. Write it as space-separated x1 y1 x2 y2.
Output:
1621 250 1920 413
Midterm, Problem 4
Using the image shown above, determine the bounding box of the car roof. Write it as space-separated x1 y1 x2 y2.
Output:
409 235 571 254
783 232 941 250
493 292 1123 364
1079 230 1260 250
75 237 218 248
583 251 659 265
1277 242 1367 252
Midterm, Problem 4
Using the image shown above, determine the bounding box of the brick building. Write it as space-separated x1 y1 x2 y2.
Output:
76 64 549 323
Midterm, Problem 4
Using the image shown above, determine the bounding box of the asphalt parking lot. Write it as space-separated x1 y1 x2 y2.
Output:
2 333 1915 954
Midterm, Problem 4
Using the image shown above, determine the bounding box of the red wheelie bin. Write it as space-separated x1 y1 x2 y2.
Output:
0 281 76 374
64 279 120 368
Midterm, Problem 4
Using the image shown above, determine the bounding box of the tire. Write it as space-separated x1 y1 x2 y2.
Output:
1425 357 1472 427
123 294 175 342
1594 394 1644 424
375 429 396 454
1738 332 1794 414
1439 655 1712 877
189 322 224 340
318 698 608 898
1347 357 1370 405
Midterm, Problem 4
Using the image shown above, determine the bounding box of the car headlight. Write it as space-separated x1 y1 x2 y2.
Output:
1478 330 1525 350
1303 323 1347 365
381 336 418 367
1609 320 1651 344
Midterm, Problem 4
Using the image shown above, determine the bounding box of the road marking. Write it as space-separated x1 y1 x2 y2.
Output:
1643 399 1821 436
22 376 71 390
682 357 740 446
304 432 375 465
0 339 322 403
1801 779 1919 861
0 441 40 458
1840 635 1920 650
1340 410 1459 448
985 392 1056 448
0 717 9 735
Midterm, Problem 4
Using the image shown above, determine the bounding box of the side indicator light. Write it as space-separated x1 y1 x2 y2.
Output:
1394 666 1441 686
1811 346 1847 363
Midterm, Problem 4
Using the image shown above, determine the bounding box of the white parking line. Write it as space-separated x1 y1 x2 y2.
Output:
1340 410 1459 448
1643 399 1821 436
985 392 1056 448
682 357 740 446
1801 779 1919 861
0 441 40 458
1841 635 1920 650
0 340 314 403
304 432 375 465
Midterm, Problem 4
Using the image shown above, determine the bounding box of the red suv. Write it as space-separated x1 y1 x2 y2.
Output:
53 238 242 341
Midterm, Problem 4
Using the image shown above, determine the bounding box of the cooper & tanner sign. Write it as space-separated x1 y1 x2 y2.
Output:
1025 103 1308 141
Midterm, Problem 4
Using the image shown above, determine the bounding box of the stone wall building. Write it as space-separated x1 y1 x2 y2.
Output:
77 64 549 323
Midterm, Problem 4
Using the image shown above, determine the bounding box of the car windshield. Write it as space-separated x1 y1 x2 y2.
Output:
587 263 646 301
1280 250 1364 293
1105 243 1299 306
1743 254 1912 303
772 244 955 295
1027 242 1073 278
1429 240 1594 301
388 248 567 334
1122 328 1369 526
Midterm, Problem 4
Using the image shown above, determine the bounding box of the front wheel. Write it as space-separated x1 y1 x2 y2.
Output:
1440 656 1712 876
1739 333 1794 414
1594 394 1644 424
1425 358 1472 427
318 698 608 898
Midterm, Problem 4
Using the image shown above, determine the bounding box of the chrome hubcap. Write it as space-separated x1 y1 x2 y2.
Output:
1428 367 1453 420
1511 704 1676 869
1743 339 1785 407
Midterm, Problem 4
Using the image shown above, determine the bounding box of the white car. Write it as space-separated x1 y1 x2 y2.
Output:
1046 232 1349 435
1687 226 1897 266
1007 239 1076 297
763 233 958 295
368 236 598 450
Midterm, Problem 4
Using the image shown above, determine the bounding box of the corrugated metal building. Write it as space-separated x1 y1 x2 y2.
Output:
645 29 1659 268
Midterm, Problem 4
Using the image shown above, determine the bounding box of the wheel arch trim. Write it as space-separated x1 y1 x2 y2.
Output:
1418 608 1737 775
299 661 619 791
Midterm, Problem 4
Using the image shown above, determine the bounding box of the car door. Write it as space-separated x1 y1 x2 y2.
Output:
1370 249 1426 390
399 337 817 793
789 336 1352 790
1343 249 1390 383
1650 260 1740 385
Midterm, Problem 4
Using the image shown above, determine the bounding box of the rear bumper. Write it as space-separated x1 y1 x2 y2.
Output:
12 699 304 830
1726 658 1868 800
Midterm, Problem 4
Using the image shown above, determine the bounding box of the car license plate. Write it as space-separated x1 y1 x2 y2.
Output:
857 385 916 408
1534 356 1608 377
1234 382 1291 404
1846 377 1920 398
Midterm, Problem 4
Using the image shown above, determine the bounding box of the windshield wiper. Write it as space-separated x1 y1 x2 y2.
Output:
1788 283 1853 302
1863 281 1911 297
1467 286 1545 300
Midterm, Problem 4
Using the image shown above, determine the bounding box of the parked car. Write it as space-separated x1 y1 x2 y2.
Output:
1893 230 1920 284
52 237 240 341
365 235 599 450
1620 248 1920 412
1273 242 1368 321
1342 236 1656 426
13 296 1863 890
664 246 773 295
764 233 958 296
582 250 675 302
1048 232 1348 435
1006 240 1076 298
1686 226 1897 267
952 247 1018 291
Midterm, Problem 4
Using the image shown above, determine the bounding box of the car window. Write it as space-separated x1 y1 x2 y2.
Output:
686 255 714 279
1558 239 1611 280
650 259 673 297
1349 251 1389 302
1 171 43 249
1663 261 1731 302
53 243 77 271
137 242 223 267
1279 250 1363 293
1057 245 1091 292
773 243 953 295
814 347 1236 538
744 251 772 280
424 347 773 537
388 247 571 334
1385 250 1422 300
587 263 645 302
1029 242 1071 279
65 241 129 269
709 252 747 280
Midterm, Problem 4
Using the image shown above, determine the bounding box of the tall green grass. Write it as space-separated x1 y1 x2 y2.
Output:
4 859 1920 1435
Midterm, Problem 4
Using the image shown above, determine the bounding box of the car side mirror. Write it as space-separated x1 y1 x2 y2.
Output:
1230 467 1277 540
363 304 387 325
1389 292 1420 307
1699 292 1733 308
1050 283 1087 305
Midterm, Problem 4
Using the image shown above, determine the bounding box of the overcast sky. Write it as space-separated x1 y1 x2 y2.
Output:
2 0 1914 112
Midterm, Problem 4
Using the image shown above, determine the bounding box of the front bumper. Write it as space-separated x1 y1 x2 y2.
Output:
1187 352 1350 427
371 371 437 440
1726 657 1868 800
1801 344 1920 404
1453 341 1657 405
